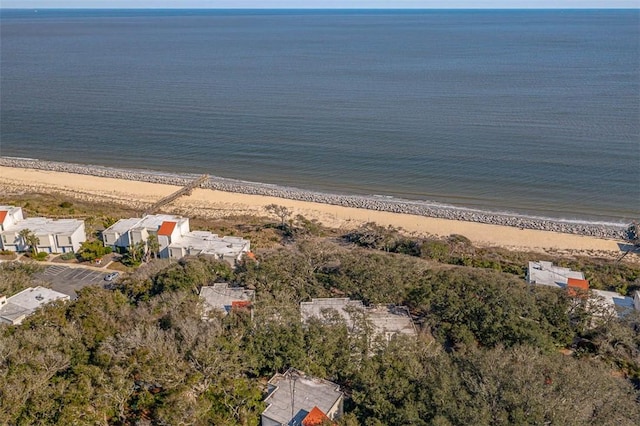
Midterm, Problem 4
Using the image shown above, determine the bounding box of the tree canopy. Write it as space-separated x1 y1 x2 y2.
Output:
1 236 639 424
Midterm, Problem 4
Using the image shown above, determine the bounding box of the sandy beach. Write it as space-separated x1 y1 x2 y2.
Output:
0 165 627 255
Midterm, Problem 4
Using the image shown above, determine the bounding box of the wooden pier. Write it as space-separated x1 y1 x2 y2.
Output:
143 174 209 215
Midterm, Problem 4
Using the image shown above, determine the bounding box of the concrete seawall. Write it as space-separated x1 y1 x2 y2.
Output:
0 157 628 240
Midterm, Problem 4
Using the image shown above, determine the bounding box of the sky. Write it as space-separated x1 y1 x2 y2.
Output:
1 1 638 8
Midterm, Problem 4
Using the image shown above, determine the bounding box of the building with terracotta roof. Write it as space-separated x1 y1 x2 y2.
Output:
261 369 343 426
0 286 70 325
526 261 586 289
157 220 177 238
0 206 85 254
102 214 250 264
102 214 189 257
301 406 333 426
566 277 590 298
0 206 23 231
199 283 254 318
528 261 640 320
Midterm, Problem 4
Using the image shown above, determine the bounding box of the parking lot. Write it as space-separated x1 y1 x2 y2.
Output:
35 265 115 299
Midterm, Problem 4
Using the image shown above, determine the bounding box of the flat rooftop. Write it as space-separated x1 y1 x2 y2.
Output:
0 302 31 324
300 298 364 329
367 305 417 338
200 283 254 315
300 298 416 338
105 214 187 235
527 261 585 288
0 205 21 214
133 214 186 231
2 217 83 235
170 231 249 256
0 286 70 324
105 218 142 235
263 370 342 425
592 290 635 317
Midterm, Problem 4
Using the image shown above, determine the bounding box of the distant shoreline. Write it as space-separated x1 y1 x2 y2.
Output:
0 157 627 240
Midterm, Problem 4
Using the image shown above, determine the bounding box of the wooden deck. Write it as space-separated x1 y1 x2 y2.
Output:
143 174 208 215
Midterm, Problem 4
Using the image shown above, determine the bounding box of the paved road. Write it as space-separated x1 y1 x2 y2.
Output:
34 264 114 299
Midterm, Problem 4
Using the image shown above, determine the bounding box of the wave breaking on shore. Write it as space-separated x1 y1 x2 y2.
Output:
0 157 628 240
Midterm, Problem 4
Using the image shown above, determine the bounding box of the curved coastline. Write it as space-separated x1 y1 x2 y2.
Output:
0 157 627 240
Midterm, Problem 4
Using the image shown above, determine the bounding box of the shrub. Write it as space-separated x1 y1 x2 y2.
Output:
34 252 48 261
78 240 112 262
420 240 450 262
60 252 76 260
59 201 73 208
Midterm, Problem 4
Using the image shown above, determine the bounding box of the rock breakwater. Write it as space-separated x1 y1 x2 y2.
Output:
0 157 627 240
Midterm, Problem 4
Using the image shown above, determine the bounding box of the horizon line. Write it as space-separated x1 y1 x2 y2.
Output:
1 7 638 10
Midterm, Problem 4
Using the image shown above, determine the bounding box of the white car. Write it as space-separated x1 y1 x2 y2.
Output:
104 272 119 282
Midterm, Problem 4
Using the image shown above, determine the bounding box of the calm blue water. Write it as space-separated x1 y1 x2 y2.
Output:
1 9 638 223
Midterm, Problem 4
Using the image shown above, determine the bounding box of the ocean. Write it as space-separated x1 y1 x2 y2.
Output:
0 9 638 224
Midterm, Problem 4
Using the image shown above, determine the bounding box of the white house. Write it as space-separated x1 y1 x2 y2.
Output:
102 214 189 257
103 214 250 264
0 286 70 325
527 260 640 320
168 231 250 264
101 218 145 252
526 261 585 289
0 206 85 254
261 369 343 426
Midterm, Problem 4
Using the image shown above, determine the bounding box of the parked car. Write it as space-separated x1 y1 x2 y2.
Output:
104 272 119 282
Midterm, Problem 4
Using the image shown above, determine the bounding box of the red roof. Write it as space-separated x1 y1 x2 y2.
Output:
231 300 251 309
302 407 332 426
567 278 589 290
567 278 589 298
0 211 7 224
157 221 177 236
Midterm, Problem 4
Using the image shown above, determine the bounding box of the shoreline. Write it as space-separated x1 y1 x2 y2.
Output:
0 163 629 254
0 157 628 241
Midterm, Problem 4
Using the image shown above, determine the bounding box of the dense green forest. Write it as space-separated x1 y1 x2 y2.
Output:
0 195 639 425
2 235 640 424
